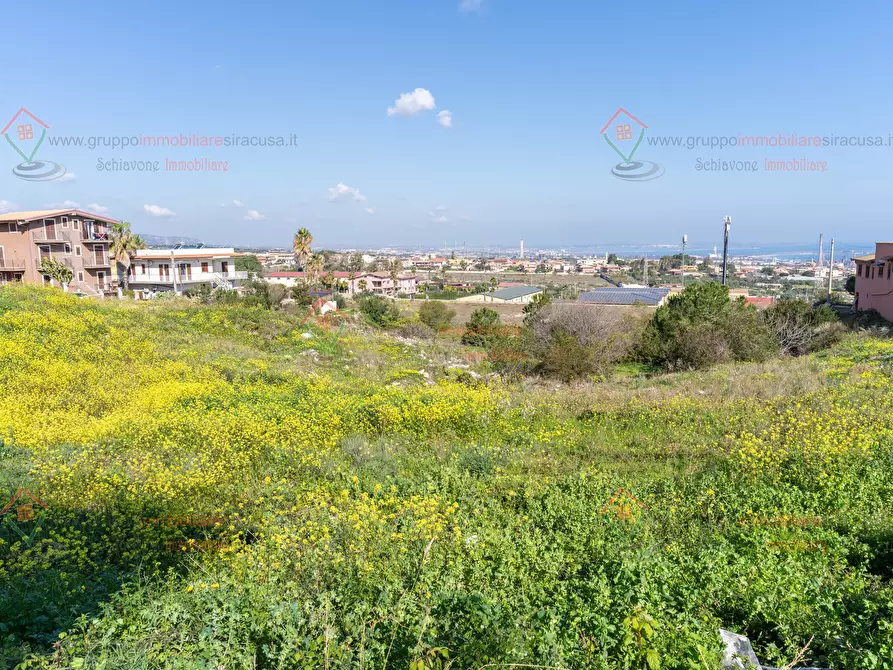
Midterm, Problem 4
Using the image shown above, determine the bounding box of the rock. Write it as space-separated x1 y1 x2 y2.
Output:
720 629 762 669
301 332 313 339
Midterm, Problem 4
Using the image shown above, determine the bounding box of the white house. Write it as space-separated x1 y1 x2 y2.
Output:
128 248 248 298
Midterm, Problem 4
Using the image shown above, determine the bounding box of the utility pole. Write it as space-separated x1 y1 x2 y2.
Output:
681 234 687 287
817 233 824 291
827 237 835 304
721 216 731 285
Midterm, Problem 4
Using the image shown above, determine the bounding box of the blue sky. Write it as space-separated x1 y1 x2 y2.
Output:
1 0 891 250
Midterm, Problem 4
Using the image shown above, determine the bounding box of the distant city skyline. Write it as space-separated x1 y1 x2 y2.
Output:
4 0 892 248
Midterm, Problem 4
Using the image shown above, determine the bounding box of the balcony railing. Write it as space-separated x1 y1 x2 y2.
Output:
31 230 67 244
129 270 249 284
0 259 26 270
83 231 110 242
82 256 111 269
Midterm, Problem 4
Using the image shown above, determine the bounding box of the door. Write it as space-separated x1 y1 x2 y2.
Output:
0 246 4 268
97 272 106 289
94 246 105 264
221 261 229 275
44 219 56 241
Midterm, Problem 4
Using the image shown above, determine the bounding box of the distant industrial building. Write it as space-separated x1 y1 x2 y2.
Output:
578 287 670 307
483 285 542 304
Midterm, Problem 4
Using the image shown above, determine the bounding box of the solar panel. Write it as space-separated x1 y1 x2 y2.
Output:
577 288 670 306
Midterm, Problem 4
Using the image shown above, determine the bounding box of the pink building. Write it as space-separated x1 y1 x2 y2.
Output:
265 271 422 296
854 242 893 320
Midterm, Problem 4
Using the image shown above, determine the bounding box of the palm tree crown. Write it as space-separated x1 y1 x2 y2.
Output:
109 222 146 290
292 228 313 269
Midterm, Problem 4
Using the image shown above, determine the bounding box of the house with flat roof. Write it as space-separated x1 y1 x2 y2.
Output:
853 242 893 320
128 248 248 297
0 208 116 296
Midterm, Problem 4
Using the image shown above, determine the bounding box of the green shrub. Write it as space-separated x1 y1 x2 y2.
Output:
461 308 501 347
418 300 456 330
638 283 777 370
761 298 843 355
358 294 400 327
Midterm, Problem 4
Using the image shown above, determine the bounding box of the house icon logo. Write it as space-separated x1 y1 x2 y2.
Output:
599 488 649 523
300 298 347 349
599 107 664 182
1 488 49 546
2 107 67 181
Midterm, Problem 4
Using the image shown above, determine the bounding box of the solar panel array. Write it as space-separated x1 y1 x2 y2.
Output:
577 287 671 306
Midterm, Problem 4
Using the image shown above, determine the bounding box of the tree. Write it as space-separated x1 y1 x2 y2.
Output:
388 259 403 296
761 298 842 355
109 221 146 289
607 253 619 265
347 253 364 274
235 254 263 278
358 279 367 293
844 275 856 294
39 258 73 290
489 277 498 292
418 300 456 331
358 294 400 326
461 308 501 347
306 254 324 287
522 291 552 326
292 228 313 269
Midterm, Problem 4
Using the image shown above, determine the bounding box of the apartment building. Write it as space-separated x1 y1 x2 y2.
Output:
854 242 893 321
128 248 248 298
0 209 115 295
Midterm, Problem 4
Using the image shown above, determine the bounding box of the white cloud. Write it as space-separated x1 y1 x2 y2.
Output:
55 172 77 183
433 215 449 224
387 88 436 117
0 200 16 214
232 200 244 207
244 210 265 221
434 204 448 212
327 183 367 203
459 0 484 12
43 200 80 209
144 204 176 217
364 208 376 214
437 110 453 128
86 203 108 214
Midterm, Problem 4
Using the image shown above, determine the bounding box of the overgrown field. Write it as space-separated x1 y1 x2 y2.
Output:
1 286 892 669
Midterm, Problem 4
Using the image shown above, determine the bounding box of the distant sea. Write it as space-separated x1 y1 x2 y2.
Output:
562 242 875 262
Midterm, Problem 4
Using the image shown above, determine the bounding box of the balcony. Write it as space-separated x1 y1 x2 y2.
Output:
31 230 67 244
82 231 110 242
129 270 249 285
82 256 111 269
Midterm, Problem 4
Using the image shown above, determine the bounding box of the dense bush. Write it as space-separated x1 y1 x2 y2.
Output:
530 304 632 380
460 308 501 347
638 283 778 370
358 294 400 326
761 299 844 355
418 300 456 330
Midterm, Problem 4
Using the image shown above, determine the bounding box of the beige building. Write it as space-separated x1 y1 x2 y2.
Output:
0 209 116 296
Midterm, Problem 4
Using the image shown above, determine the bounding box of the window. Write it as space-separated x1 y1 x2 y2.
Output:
77 271 84 282
888 263 891 280
201 262 209 273
140 264 146 274
64 243 71 254
61 217 69 228
7 223 15 233
75 246 82 257
73 221 80 231
857 263 862 277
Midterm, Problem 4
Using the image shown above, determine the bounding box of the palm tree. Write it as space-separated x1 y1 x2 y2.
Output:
292 228 313 270
109 221 146 290
347 270 357 296
388 259 403 296
306 254 324 288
